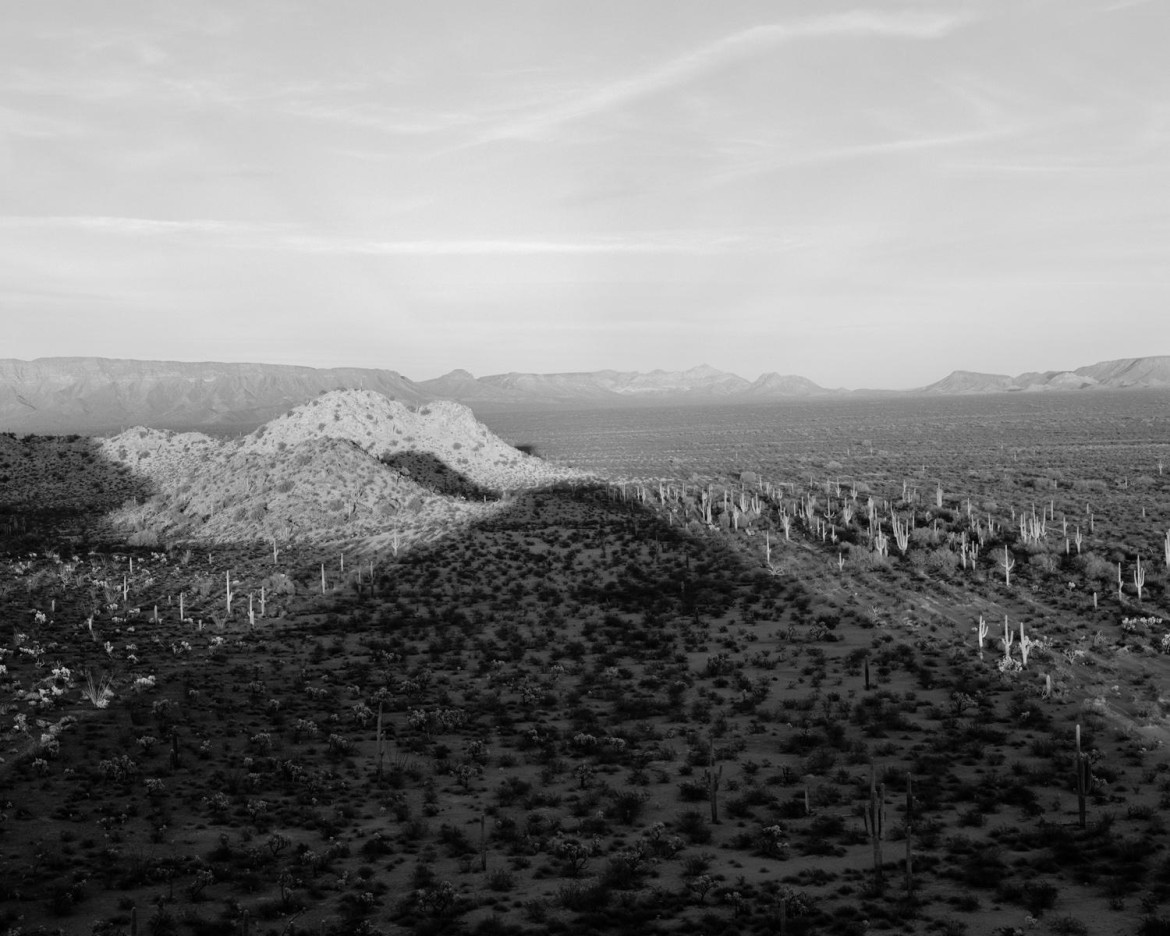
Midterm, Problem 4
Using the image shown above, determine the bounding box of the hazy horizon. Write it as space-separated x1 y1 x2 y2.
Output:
3 1 1167 390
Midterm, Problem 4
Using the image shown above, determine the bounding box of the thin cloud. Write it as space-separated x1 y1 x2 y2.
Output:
279 99 480 137
0 215 269 236
475 9 974 144
0 215 801 256
0 104 87 139
280 232 801 256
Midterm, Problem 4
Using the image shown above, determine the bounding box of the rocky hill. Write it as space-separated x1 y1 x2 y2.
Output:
97 390 586 549
742 372 843 397
1073 356 1170 388
915 370 1017 394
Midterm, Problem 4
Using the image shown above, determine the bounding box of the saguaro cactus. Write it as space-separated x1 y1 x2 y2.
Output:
1074 724 1091 829
375 701 386 779
904 773 914 895
864 764 885 893
1000 546 1015 586
890 512 909 556
1019 622 1035 668
705 741 722 824
480 813 488 872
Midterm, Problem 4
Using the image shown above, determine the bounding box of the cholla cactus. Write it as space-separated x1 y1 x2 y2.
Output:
552 834 595 876
759 824 790 859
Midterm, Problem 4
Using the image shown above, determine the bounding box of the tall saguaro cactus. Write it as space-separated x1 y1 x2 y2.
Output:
705 740 722 824
375 701 386 779
864 763 885 893
904 773 914 895
1075 724 1091 829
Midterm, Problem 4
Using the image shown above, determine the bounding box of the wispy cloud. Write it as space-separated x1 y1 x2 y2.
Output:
474 10 974 144
0 215 270 236
0 215 800 256
1099 0 1154 12
279 99 480 137
0 104 87 139
281 232 800 256
709 126 1017 185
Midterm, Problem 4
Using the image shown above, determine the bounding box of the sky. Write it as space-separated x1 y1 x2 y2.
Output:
1 0 1167 390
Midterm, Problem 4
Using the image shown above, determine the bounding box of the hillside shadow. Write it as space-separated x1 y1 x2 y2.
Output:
364 479 866 640
0 433 154 552
380 451 501 501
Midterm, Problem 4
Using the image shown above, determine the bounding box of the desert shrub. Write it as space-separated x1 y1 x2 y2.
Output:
681 852 713 876
1029 552 1058 574
927 548 959 575
609 788 649 825
677 777 709 802
962 845 1008 888
1021 879 1059 915
1047 917 1088 936
674 809 712 844
557 881 610 912
126 527 162 547
487 868 515 892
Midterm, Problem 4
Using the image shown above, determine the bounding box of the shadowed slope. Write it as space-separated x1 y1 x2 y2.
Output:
0 433 152 551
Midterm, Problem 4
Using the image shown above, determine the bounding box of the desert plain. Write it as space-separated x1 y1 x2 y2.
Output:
1 389 1168 936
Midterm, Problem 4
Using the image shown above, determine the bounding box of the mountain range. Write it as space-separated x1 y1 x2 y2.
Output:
0 355 1166 436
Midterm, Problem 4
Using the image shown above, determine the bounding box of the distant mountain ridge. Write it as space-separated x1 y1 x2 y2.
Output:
0 355 1166 435
918 356 1170 394
423 365 767 402
0 357 427 435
